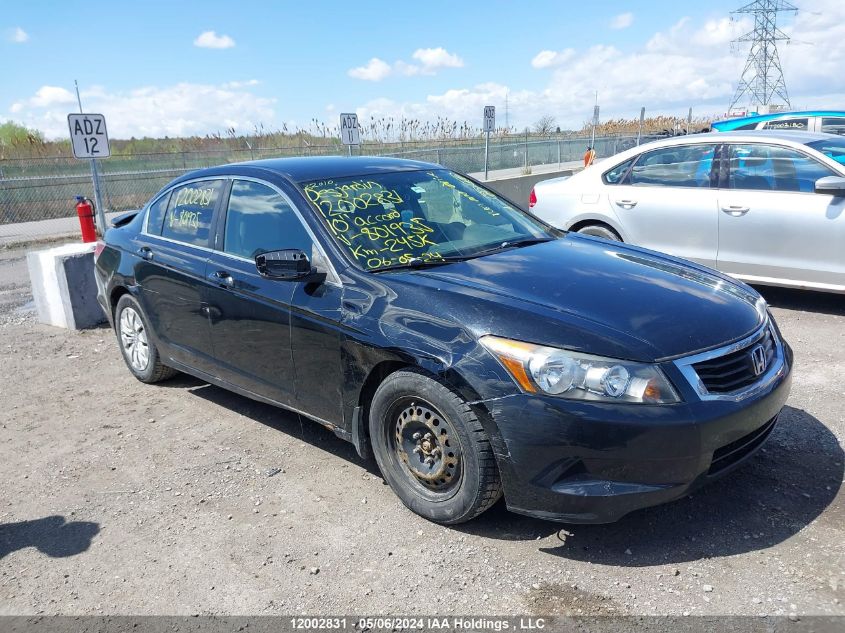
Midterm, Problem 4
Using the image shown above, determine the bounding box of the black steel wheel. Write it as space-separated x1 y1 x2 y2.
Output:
390 398 463 496
369 369 502 524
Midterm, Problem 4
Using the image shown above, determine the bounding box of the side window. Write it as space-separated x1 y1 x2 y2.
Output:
763 117 809 131
161 180 223 246
223 180 313 260
145 191 171 235
728 144 836 193
602 157 635 185
820 117 845 136
628 144 717 188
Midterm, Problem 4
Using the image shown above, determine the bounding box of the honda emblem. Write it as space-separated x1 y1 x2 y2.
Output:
750 344 767 376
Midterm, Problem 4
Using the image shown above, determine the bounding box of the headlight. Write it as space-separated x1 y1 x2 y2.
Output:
480 335 680 404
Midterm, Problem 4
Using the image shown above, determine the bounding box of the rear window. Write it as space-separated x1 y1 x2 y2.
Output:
145 191 171 235
627 144 717 188
161 180 224 247
602 157 635 184
763 118 809 131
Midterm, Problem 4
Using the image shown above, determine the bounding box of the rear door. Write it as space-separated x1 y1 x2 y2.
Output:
133 179 224 372
605 143 721 266
716 142 845 289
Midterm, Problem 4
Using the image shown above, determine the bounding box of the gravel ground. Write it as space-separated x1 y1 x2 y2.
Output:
0 244 843 617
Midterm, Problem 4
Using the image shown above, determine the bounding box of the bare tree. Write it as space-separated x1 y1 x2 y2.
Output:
533 115 557 137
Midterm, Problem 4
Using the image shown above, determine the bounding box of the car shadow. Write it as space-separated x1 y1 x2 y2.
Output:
457 405 843 566
177 379 383 478
755 285 845 317
0 515 100 560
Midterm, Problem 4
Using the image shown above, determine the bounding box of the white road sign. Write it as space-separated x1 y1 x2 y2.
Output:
483 106 495 133
67 113 110 159
340 113 360 145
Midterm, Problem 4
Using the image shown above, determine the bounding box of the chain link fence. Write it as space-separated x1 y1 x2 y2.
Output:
0 133 659 244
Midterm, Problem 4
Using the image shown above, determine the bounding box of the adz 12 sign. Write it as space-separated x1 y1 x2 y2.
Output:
340 113 360 146
67 113 110 159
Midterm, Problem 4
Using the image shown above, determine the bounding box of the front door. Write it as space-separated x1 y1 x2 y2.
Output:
717 143 845 289
205 178 338 411
607 143 721 267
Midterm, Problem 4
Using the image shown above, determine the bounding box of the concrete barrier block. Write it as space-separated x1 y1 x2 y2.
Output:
27 243 106 330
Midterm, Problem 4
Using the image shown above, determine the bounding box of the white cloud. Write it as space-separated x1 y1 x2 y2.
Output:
8 26 28 43
28 86 77 107
348 48 464 81
411 47 464 71
221 79 260 89
531 48 575 69
7 82 274 139
610 12 634 30
348 58 393 81
353 0 845 132
193 31 235 49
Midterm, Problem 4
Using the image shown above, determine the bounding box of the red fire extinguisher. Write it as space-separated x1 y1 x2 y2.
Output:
75 196 97 243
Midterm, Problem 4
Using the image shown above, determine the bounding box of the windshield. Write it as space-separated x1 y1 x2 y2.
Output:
302 169 553 271
806 138 845 167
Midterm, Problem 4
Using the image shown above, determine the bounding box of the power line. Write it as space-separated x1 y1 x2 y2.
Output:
728 0 797 112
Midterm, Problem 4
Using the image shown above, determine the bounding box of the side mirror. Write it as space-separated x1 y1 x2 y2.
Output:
255 249 324 282
814 175 845 196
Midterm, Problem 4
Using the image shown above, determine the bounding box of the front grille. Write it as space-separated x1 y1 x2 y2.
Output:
708 415 778 475
692 327 775 394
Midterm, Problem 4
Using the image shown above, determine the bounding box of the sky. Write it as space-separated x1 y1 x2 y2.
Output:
2 0 844 140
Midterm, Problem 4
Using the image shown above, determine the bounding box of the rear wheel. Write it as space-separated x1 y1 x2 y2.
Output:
114 294 177 384
577 223 622 241
369 370 502 524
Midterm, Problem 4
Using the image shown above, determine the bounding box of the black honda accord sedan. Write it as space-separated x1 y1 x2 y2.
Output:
95 156 792 524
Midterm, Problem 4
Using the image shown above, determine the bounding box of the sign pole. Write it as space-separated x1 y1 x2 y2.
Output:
483 106 495 181
75 81 107 234
637 107 645 146
484 130 490 180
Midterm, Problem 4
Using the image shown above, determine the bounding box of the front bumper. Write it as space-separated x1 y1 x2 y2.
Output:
484 340 793 524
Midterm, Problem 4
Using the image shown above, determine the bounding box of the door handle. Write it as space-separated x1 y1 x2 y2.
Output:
721 205 750 216
137 246 154 261
615 199 638 209
209 270 234 287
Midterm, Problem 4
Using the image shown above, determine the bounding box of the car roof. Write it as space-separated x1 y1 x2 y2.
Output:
172 155 442 185
712 110 845 127
638 129 834 148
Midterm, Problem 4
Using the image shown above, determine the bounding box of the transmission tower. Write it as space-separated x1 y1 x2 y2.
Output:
728 0 797 113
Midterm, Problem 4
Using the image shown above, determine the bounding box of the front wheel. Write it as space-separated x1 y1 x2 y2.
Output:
369 370 502 524
114 294 178 384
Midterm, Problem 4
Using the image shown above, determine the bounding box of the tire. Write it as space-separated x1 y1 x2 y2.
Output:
577 223 622 241
114 294 178 384
368 369 502 524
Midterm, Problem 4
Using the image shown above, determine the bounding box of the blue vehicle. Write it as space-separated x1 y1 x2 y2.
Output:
712 110 845 135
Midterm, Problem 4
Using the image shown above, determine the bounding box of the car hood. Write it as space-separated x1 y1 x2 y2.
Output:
397 235 764 361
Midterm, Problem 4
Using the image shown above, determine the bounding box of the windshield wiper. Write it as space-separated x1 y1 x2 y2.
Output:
470 236 554 257
370 255 476 273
